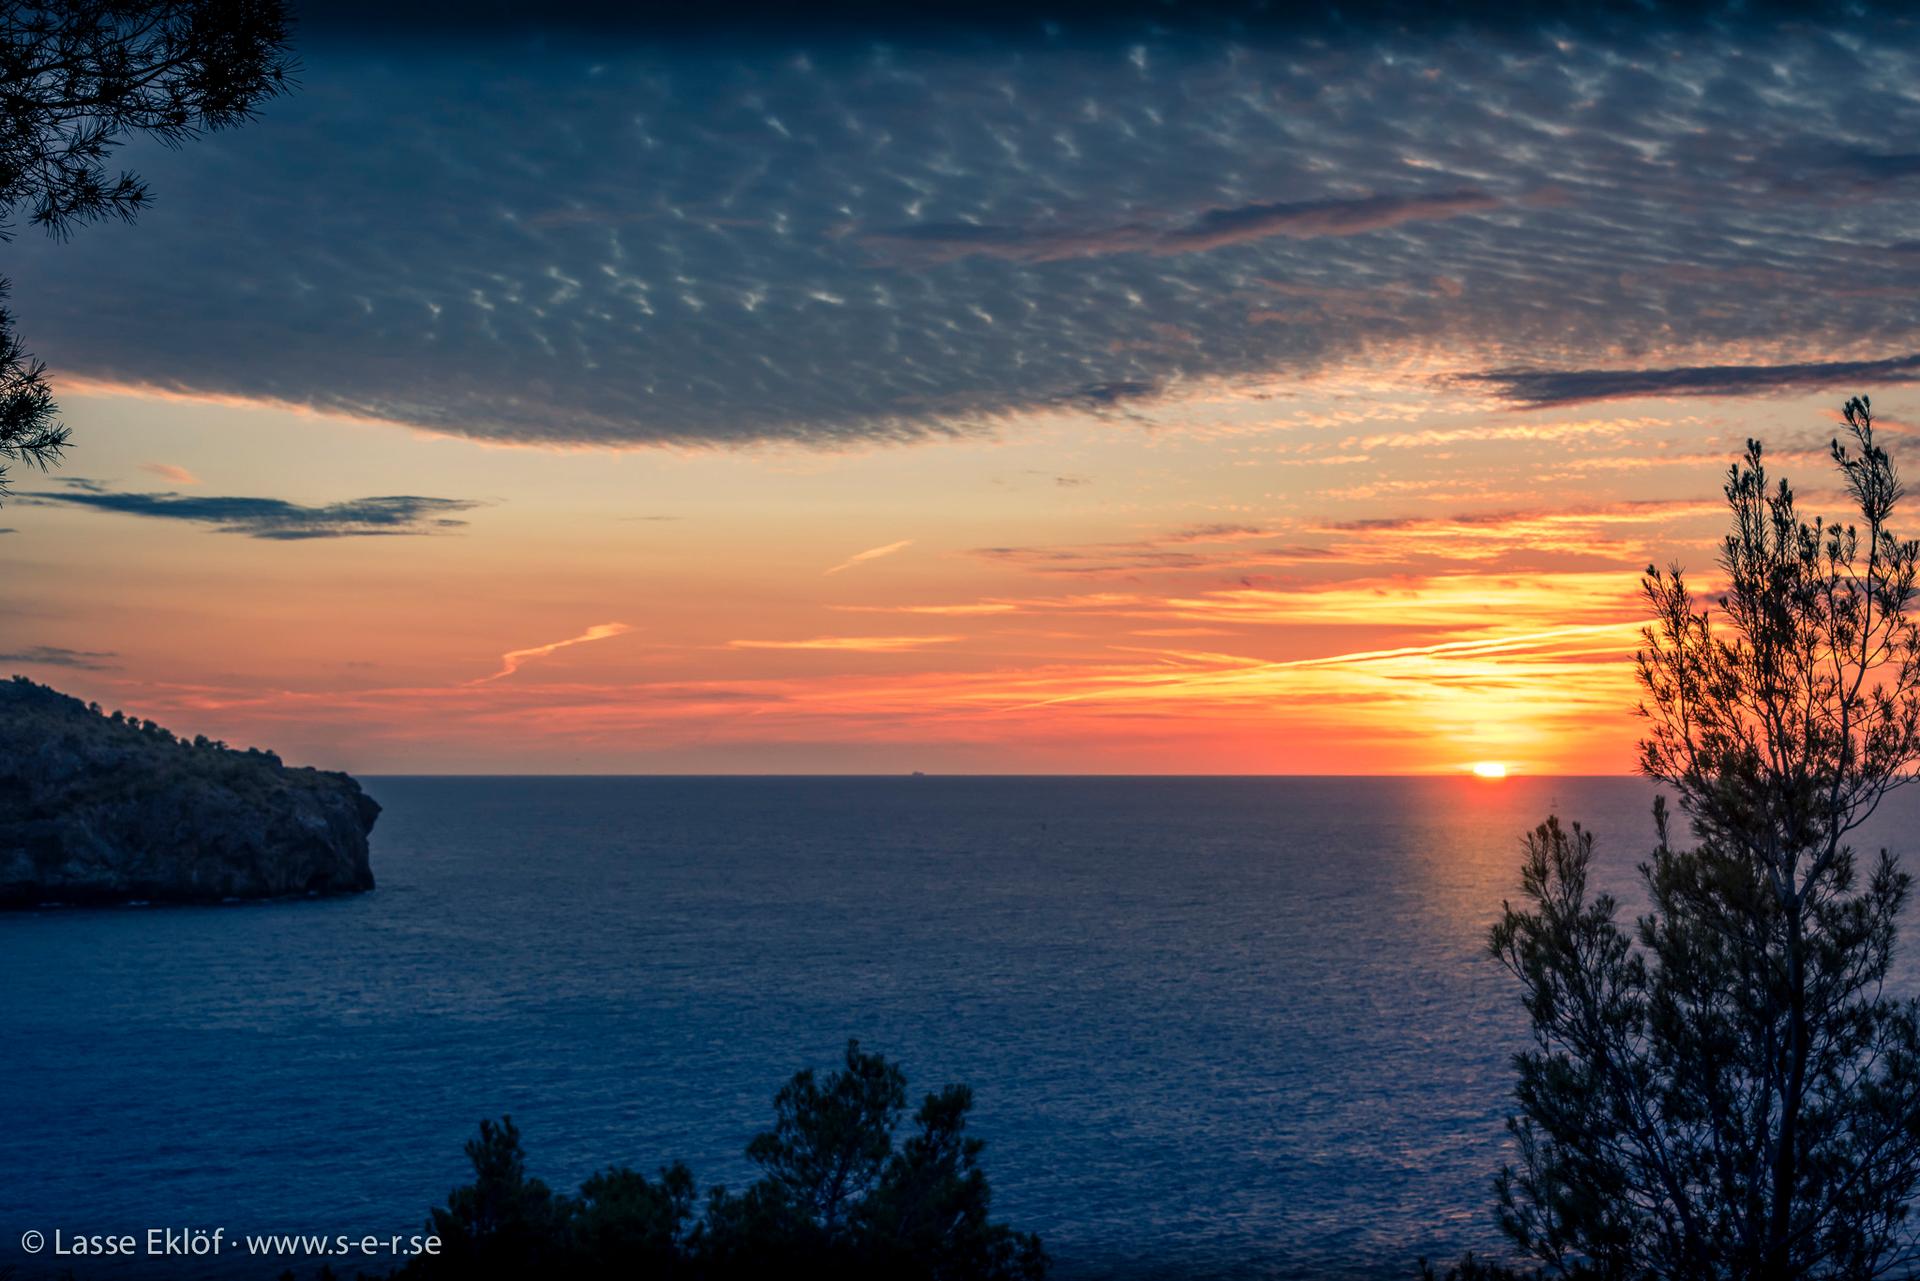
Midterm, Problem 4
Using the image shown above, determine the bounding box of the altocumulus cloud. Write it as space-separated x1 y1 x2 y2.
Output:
22 479 483 539
8 3 1920 446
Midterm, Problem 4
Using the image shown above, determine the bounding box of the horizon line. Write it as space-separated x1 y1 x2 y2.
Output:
355 771 1649 779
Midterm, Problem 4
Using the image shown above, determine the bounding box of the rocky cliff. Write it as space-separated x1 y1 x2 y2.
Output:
0 677 379 906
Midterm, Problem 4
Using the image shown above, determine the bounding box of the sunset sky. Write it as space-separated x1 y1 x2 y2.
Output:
3 1 1917 774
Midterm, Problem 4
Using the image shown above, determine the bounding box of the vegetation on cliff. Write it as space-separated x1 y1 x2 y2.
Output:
0 676 378 906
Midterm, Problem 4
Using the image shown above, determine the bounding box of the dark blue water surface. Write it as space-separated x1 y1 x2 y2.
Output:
8 778 1918 1279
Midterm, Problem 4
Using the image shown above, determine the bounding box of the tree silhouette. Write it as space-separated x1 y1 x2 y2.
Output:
745 1038 907 1236
0 0 294 500
570 1160 699 1277
405 1042 1046 1280
1491 396 1920 1279
704 1040 1048 1278
425 1116 572 1279
0 286 60 498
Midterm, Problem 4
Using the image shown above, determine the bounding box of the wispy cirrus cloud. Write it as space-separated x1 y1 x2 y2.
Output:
971 530 1336 576
21 479 484 540
1158 190 1504 253
953 496 1722 583
728 635 963 652
1165 524 1281 543
1323 498 1721 535
1004 622 1643 713
1310 498 1726 563
833 602 1024 617
826 572 1647 633
1158 572 1644 631
860 189 1501 264
1468 354 1920 409
140 463 201 485
473 623 634 684
824 539 914 576
0 644 119 671
972 545 1234 575
1350 416 1660 451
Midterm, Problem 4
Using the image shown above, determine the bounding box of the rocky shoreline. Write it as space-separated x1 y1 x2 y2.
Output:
0 677 379 907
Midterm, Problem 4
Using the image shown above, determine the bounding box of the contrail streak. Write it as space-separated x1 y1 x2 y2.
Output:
824 539 913 575
471 622 633 684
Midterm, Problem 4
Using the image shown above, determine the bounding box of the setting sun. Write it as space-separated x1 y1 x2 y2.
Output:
1471 762 1509 779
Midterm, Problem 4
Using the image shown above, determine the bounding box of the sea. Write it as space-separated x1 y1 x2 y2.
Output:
8 776 1920 1279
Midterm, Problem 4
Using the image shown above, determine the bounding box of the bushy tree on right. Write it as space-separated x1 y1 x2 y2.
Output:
1493 396 1920 1279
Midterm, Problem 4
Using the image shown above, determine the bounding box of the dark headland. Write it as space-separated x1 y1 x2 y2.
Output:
0 676 379 907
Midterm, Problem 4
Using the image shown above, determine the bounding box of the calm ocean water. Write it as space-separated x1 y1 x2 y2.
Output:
8 777 1920 1279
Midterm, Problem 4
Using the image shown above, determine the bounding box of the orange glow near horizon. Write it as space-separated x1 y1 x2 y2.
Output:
0 382 1852 775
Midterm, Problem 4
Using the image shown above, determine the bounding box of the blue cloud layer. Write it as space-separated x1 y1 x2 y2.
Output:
7 8 1920 444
